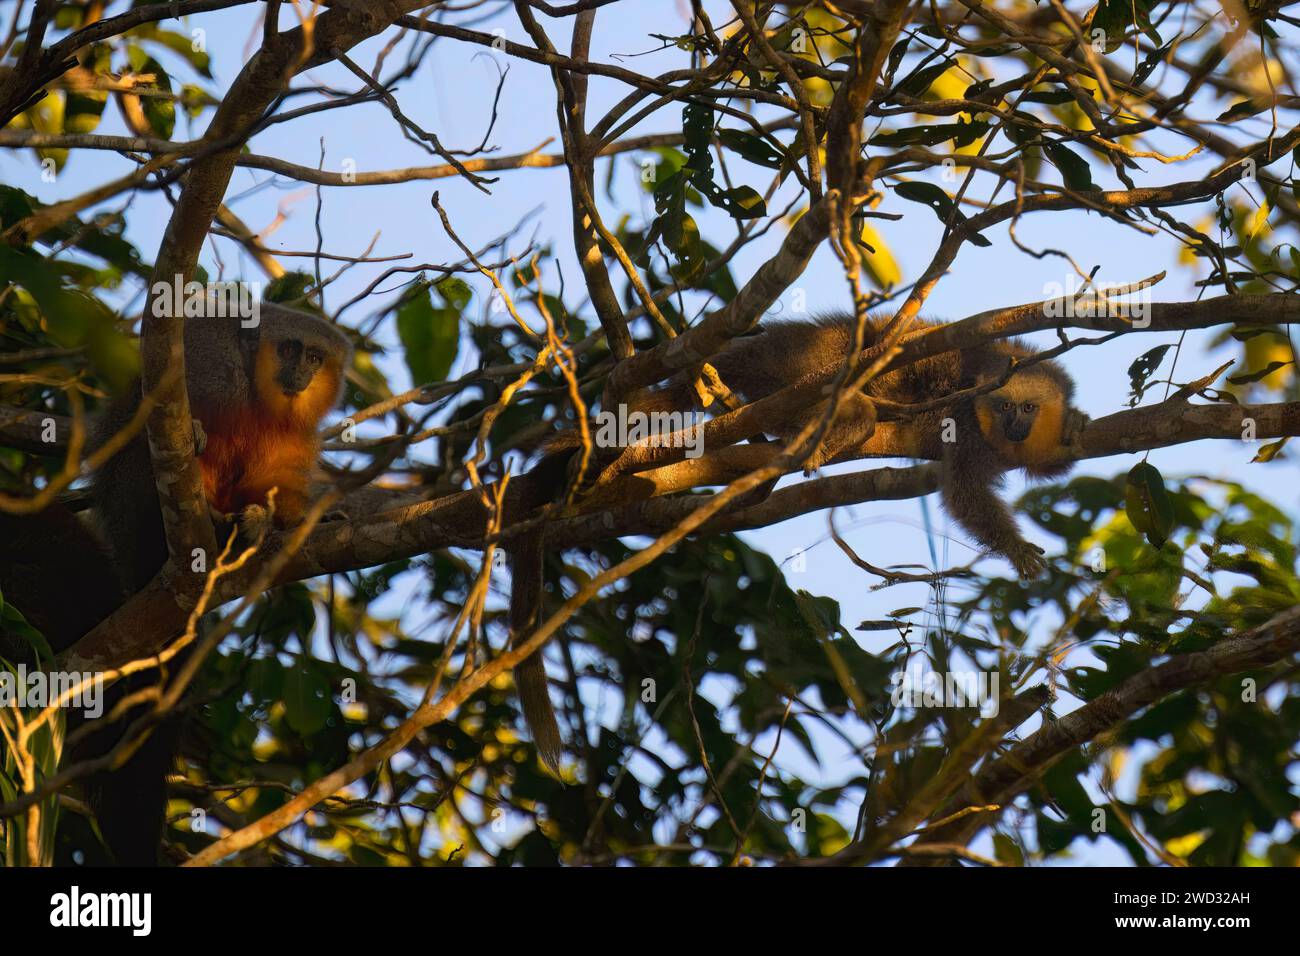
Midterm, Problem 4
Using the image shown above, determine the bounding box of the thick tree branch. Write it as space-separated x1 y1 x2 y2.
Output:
55 386 1299 676
882 604 1300 865
516 1 633 361
0 403 62 456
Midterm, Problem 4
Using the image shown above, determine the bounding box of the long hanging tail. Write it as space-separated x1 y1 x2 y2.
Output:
508 529 564 769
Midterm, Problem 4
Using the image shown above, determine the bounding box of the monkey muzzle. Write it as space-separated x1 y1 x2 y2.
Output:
277 371 313 397
1002 409 1034 443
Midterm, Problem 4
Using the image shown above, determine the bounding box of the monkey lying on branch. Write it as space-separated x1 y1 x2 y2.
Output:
509 312 1088 765
559 312 1088 577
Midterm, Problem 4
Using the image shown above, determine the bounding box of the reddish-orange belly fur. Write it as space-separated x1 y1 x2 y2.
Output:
198 409 315 519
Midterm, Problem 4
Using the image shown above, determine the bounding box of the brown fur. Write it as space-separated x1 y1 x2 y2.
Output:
513 313 1085 763
197 340 342 525
508 530 564 769
78 304 351 864
90 306 351 590
608 313 1085 577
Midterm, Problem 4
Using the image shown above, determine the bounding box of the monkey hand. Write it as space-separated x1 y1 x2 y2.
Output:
800 444 833 475
207 502 237 538
1062 408 1090 447
799 393 877 474
1007 541 1047 579
236 504 273 546
191 418 208 456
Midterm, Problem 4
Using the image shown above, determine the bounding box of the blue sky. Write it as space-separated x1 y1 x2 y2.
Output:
5 1 1297 864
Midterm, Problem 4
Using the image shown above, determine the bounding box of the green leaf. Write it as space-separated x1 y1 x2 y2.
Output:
1250 438 1288 463
1217 99 1269 123
648 169 701 265
283 662 332 736
1229 326 1285 342
885 36 911 77
993 833 1025 866
1125 461 1176 549
968 44 1019 58
264 271 319 308
1021 88 1076 105
887 607 923 618
893 181 992 246
0 246 139 389
894 180 955 216
133 55 176 139
0 185 147 276
23 92 69 171
0 185 35 227
139 27 213 78
1091 0 1161 49
642 147 687 194
396 285 460 385
1045 143 1095 191
681 100 715 173
63 89 107 135
1005 111 1042 147
664 205 701 257
435 275 473 311
1227 360 1292 386
0 593 54 662
871 118 989 149
1127 344 1171 400
257 582 317 644
1132 43 1172 86
717 128 785 169
712 184 767 219
896 59 952 97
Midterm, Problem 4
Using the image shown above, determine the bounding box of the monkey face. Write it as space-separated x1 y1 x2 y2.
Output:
974 373 1066 467
992 395 1038 442
253 333 343 428
272 338 328 396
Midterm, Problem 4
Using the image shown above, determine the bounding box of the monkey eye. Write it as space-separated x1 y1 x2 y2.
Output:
277 339 301 360
1022 402 1036 412
1000 400 1014 411
306 349 323 367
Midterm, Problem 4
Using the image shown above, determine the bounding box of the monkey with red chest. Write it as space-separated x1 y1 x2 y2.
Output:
67 301 352 863
91 302 352 592
198 315 349 530
2 302 350 864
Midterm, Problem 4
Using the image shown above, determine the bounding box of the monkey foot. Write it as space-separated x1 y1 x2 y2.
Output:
1008 542 1048 579
237 504 272 545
